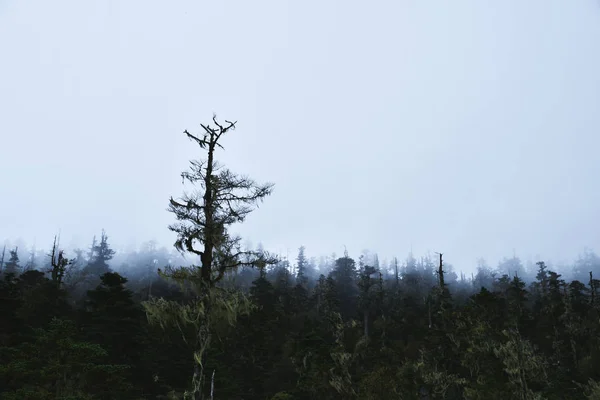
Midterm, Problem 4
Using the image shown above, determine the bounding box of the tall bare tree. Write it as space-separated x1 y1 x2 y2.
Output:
144 115 276 399
166 115 275 286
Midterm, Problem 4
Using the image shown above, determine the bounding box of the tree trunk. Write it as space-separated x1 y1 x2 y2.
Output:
363 310 369 340
210 370 215 400
191 362 203 400
201 139 216 286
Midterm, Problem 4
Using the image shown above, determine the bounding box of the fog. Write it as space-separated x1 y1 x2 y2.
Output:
1 1 600 277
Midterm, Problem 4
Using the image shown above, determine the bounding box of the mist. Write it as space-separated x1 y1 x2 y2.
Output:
2 1 600 278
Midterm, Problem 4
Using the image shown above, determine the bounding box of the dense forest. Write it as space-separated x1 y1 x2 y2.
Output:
2 117 600 400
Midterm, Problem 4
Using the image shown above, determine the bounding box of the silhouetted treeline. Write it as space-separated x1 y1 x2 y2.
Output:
1 232 600 399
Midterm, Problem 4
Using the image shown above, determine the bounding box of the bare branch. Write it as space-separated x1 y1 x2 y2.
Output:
185 130 209 149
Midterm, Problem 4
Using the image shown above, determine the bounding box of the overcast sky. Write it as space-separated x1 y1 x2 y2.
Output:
1 1 600 273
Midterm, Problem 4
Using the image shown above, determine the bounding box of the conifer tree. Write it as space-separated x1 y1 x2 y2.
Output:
4 247 20 276
143 115 276 399
86 230 115 276
296 245 309 287
358 255 378 340
330 250 358 320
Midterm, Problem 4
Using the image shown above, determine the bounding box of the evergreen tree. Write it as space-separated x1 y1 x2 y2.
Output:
4 247 20 276
142 115 276 399
358 255 378 340
296 245 309 287
473 258 495 291
15 269 71 334
330 250 358 320
498 255 526 280
85 230 115 276
323 275 340 315
506 275 529 328
83 272 144 368
0 272 21 347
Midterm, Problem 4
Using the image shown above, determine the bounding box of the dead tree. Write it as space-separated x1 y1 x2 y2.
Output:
436 252 445 289
591 271 597 306
48 236 70 288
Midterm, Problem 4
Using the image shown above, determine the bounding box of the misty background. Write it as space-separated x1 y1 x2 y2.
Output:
1 0 600 278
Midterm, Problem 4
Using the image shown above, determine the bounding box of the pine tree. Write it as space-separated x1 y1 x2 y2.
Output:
82 272 145 389
498 255 526 280
330 250 358 320
86 230 115 276
358 255 378 340
296 246 309 287
535 261 549 297
4 247 20 276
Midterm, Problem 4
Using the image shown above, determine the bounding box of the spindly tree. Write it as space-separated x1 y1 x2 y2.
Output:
358 256 379 340
143 115 276 399
296 245 309 287
48 235 71 289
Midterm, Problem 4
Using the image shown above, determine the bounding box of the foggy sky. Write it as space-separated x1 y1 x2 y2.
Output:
1 1 600 273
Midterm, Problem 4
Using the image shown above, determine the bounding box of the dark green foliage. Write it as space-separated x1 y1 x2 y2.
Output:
15 269 71 333
3 243 600 399
0 272 21 347
0 317 132 399
330 254 358 320
82 272 145 385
